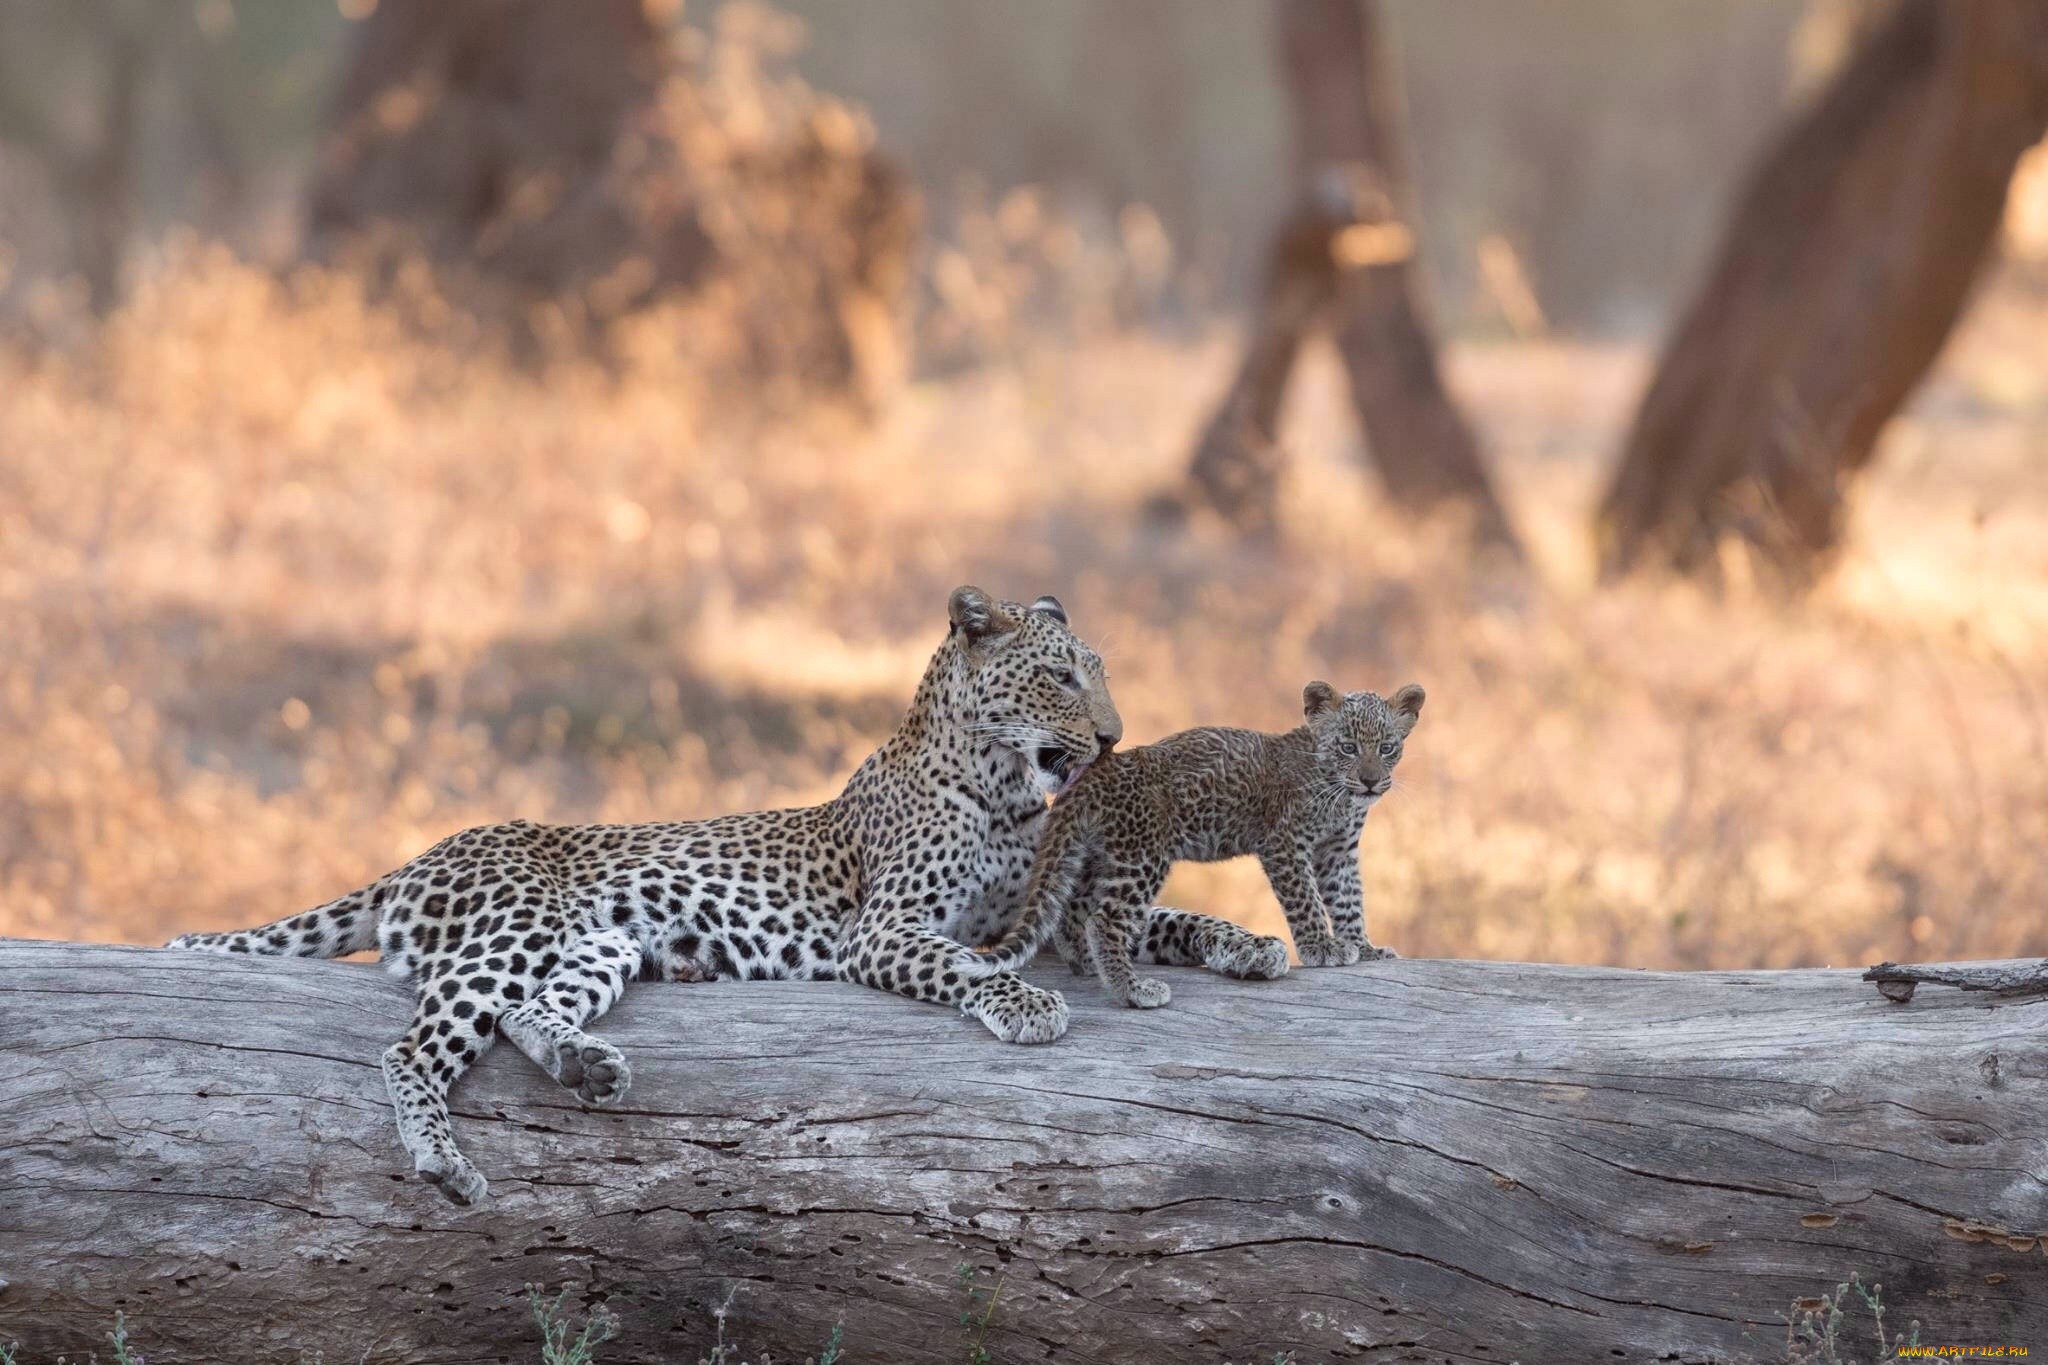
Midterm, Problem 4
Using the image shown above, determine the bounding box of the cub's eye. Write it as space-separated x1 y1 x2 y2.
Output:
1338 741 1359 757
1379 739 1399 757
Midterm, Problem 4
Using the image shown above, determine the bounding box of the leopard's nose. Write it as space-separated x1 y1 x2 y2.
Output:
1095 729 1120 753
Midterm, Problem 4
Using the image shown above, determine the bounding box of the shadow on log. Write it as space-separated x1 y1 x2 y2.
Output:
2 940 2043 1363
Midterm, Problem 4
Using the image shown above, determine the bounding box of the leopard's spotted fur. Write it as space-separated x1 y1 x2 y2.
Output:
980 681 1424 1008
167 586 1121 1205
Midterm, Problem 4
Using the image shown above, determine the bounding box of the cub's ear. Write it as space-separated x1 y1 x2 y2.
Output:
1029 594 1068 626
1389 683 1425 721
949 585 1017 640
1302 680 1340 717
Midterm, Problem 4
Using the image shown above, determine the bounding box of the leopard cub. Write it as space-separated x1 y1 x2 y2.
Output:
981 680 1423 1008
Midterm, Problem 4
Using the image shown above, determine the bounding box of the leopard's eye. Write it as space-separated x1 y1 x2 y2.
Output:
1045 665 1080 689
1338 740 1359 757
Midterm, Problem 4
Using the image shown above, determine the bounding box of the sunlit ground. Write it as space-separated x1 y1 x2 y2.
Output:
3 249 2043 972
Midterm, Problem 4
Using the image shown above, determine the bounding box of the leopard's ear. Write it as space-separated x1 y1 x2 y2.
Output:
949 585 1018 640
1389 683 1425 722
1029 594 1068 626
1303 681 1340 717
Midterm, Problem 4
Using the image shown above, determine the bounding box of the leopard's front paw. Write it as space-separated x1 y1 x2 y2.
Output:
417 1151 489 1207
1210 933 1291 980
1360 943 1400 962
964 974 1070 1044
1245 935 1292 978
1123 977 1172 1009
1295 935 1362 968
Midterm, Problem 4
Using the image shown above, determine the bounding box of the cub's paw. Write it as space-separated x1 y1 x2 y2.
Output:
964 974 1070 1045
1360 943 1400 962
417 1151 489 1207
1210 933 1291 980
1123 977 1172 1010
556 1037 633 1107
1295 935 1362 968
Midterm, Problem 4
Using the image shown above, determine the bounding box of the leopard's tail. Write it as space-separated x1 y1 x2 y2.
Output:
165 877 389 959
971 808 1092 976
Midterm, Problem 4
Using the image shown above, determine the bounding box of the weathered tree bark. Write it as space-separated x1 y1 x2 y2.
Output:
307 0 915 400
4 942 2042 1363
1179 0 1518 553
1598 0 2048 582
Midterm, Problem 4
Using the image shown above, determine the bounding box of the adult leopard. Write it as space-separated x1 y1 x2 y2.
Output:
167 586 1121 1205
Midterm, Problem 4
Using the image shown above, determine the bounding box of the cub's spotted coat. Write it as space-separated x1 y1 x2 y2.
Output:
168 587 1121 1205
982 681 1424 1008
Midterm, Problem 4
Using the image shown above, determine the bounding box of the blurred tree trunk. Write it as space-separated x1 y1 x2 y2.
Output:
0 0 165 315
73 24 143 316
1178 0 1517 553
307 0 915 400
1598 0 2048 583
1785 0 1897 100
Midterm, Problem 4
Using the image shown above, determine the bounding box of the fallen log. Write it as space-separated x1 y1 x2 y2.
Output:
1 939 2042 1364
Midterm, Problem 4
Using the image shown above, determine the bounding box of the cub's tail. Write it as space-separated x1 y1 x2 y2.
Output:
970 808 1092 976
166 878 387 959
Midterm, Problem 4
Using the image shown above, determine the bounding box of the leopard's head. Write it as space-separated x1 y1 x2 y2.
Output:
1302 680 1424 807
948 585 1121 795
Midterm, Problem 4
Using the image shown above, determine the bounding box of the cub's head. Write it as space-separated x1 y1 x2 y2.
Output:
948 585 1121 795
1302 680 1424 806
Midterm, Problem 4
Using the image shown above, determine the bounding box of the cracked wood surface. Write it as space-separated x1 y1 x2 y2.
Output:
0 939 2043 1364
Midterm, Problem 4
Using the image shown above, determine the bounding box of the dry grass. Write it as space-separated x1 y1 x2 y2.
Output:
3 227 2045 972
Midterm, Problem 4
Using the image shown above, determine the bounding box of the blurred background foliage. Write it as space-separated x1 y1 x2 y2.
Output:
1 0 2045 974
0 0 1809 332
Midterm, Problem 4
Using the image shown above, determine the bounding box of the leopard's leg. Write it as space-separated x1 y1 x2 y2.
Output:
839 904 1068 1045
1054 897 1092 976
1135 906 1290 980
381 984 500 1206
1081 863 1173 1008
1261 842 1357 967
1317 834 1397 961
497 925 642 1106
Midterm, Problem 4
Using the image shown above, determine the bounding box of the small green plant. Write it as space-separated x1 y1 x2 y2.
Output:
2 1339 17 1364
1785 1274 1921 1365
107 1311 142 1365
699 1285 740 1365
956 1263 1004 1365
529 1286 619 1365
816 1323 844 1365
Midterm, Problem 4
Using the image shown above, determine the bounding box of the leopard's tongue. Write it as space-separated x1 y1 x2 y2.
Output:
1056 760 1090 797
